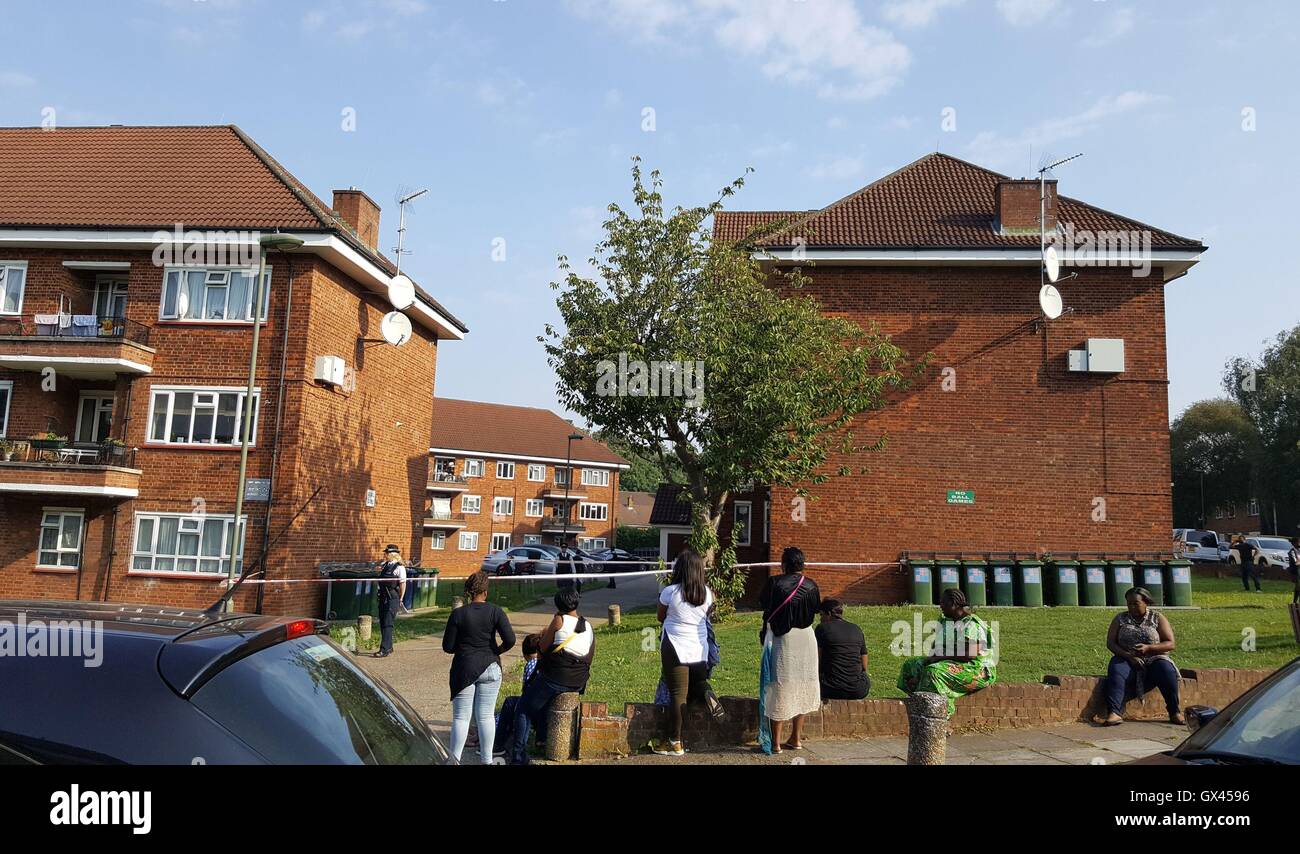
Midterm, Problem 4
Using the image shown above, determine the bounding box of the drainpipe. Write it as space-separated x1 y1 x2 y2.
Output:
256 257 295 615
100 371 136 602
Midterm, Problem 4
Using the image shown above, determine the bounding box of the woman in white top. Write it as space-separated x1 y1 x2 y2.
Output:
650 549 714 756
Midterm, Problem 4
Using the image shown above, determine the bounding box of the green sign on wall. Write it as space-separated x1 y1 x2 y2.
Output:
946 489 976 505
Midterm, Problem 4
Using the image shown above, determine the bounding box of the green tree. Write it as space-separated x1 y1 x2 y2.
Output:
1169 399 1257 528
595 431 685 492
1224 324 1300 535
542 160 916 607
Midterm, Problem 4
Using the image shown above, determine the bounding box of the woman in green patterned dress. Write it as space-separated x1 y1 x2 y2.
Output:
897 588 997 715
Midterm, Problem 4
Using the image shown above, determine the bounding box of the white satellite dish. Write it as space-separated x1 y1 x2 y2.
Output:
1043 244 1061 283
387 274 416 311
380 311 413 346
1039 284 1063 320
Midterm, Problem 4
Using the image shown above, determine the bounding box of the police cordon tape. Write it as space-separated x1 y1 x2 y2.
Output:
220 560 902 586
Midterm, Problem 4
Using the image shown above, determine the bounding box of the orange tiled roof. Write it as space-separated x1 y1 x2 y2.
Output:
430 398 629 467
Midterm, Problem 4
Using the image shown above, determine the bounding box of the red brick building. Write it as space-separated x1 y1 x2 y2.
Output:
710 153 1207 604
0 126 466 616
424 399 628 577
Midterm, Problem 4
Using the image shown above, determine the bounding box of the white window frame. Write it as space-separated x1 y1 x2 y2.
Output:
463 458 484 478
579 502 608 522
554 467 571 486
581 468 610 487
76 392 115 443
159 265 270 323
525 498 544 517
1248 498 1260 517
734 500 752 547
0 261 28 317
461 495 482 514
496 461 516 480
428 530 446 550
458 531 480 551
579 537 608 550
0 379 12 438
523 534 542 545
493 496 514 516
130 512 247 576
147 386 260 447
527 463 546 482
37 508 84 570
433 456 457 480
490 532 511 552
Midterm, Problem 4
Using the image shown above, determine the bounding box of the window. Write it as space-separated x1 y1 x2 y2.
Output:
734 501 752 547
527 464 546 481
496 461 515 479
131 512 246 575
38 510 83 569
579 503 608 521
525 499 544 517
1215 506 1226 520
0 380 11 437
148 387 259 447
523 535 542 545
554 467 571 486
461 495 481 514
581 468 610 487
1249 498 1260 517
160 267 269 322
579 538 607 550
490 533 511 551
94 275 128 319
458 532 480 551
492 497 514 516
76 393 115 443
433 457 456 481
428 530 445 550
463 458 484 478
0 262 27 316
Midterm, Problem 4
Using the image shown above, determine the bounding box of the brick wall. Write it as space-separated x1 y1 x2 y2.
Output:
576 667 1272 758
763 264 1173 604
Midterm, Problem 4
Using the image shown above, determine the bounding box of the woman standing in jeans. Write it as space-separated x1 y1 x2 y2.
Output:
442 570 515 763
650 549 715 757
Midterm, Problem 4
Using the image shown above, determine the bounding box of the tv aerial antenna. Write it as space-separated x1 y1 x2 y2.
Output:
1037 152 1083 320
393 187 429 275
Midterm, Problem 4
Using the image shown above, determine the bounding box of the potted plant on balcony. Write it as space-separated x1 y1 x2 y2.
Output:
102 438 127 462
28 431 68 452
0 439 15 462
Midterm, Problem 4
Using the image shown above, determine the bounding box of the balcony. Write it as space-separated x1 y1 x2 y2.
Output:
427 472 471 493
0 445 141 499
541 488 585 501
540 514 586 534
0 314 155 378
422 509 468 530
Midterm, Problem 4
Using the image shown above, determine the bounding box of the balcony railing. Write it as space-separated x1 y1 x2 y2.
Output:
0 313 151 347
540 513 586 533
429 472 469 485
1 439 137 468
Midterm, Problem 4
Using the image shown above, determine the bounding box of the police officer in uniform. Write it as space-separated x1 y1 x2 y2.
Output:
376 544 407 657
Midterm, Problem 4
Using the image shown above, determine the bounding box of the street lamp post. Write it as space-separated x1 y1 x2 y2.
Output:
225 233 304 607
560 433 584 548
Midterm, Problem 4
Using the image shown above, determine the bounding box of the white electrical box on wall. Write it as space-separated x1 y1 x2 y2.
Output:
1067 339 1125 373
314 355 346 386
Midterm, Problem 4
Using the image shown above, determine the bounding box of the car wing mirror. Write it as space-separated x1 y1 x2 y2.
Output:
1184 704 1218 734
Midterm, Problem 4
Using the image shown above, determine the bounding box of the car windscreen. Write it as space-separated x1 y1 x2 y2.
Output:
190 635 445 765
1179 664 1300 763
1256 538 1291 550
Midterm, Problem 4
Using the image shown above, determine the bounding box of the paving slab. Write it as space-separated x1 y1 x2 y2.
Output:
1079 738 1177 759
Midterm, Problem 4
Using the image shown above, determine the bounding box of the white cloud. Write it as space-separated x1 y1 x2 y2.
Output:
886 115 919 130
996 0 1061 27
967 90 1164 171
0 71 36 88
750 139 795 159
881 0 965 29
566 0 910 101
1082 7 1136 47
808 155 865 181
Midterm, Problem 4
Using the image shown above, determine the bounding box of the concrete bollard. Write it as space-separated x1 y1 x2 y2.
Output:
905 691 949 766
451 596 464 609
608 604 621 626
356 614 372 642
545 692 582 761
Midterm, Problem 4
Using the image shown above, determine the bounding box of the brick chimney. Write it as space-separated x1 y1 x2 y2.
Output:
332 188 381 251
995 178 1056 236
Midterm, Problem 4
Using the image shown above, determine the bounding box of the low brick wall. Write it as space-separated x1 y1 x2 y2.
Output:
577 667 1272 759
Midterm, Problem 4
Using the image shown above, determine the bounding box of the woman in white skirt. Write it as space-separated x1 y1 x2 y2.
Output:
757 547 821 754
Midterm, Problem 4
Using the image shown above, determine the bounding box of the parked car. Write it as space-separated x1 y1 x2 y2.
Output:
536 544 601 574
1175 528 1223 562
481 546 558 576
589 547 644 573
1131 656 1300 764
1228 536 1295 568
0 600 452 765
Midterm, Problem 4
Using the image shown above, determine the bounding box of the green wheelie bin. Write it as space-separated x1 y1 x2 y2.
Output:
907 558 933 605
1015 558 1044 607
988 559 1015 606
1164 558 1193 607
934 558 962 605
1139 559 1166 606
324 568 381 621
1080 559 1109 606
1106 559 1136 606
1046 557 1080 606
960 558 988 606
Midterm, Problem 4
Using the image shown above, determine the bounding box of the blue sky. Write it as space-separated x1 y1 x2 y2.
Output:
1 0 1297 421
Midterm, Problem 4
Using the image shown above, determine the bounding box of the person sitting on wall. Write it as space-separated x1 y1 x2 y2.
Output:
815 599 871 701
508 587 595 765
897 588 997 717
1101 587 1183 726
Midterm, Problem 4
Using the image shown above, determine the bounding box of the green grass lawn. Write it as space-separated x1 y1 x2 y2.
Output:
573 577 1299 710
